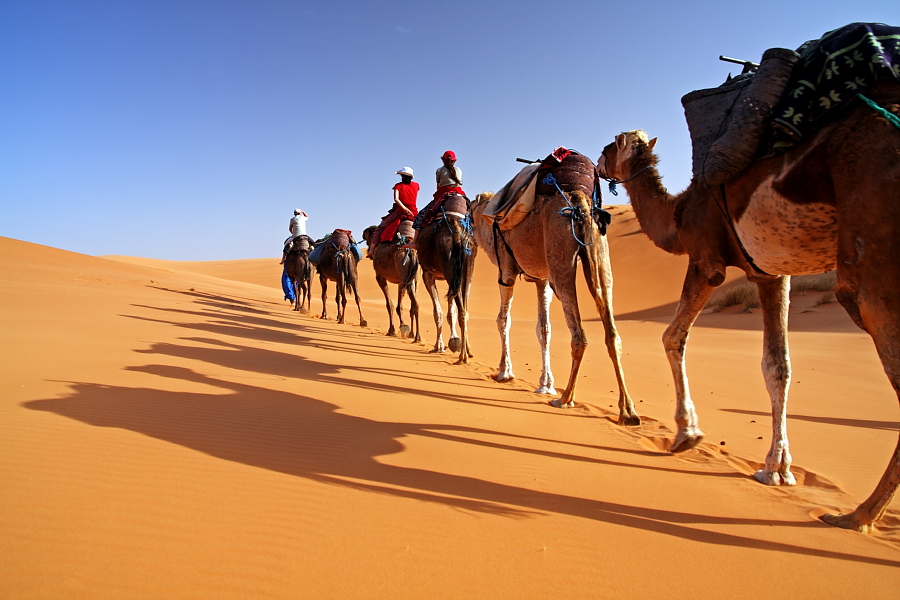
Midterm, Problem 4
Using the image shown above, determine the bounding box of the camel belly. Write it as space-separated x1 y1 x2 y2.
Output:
733 180 837 275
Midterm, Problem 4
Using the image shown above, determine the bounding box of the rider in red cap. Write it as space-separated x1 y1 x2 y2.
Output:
405 151 466 249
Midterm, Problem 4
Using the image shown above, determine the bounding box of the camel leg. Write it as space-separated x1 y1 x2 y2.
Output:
534 279 556 394
753 276 796 486
494 282 516 383
377 274 395 336
396 284 410 339
352 277 367 327
446 299 462 355
319 274 329 320
548 264 585 409
422 272 445 353
408 280 421 343
293 277 301 312
583 237 640 426
454 295 470 365
821 150 900 531
666 261 715 452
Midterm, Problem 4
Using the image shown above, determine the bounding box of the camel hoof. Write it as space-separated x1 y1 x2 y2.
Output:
670 430 703 453
387 329 397 337
430 347 445 354
533 385 555 395
618 414 641 427
494 373 514 383
360 320 368 327
820 512 874 533
448 337 461 353
549 399 574 409
753 469 796 486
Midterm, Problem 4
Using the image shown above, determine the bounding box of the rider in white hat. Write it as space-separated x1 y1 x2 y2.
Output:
280 208 309 264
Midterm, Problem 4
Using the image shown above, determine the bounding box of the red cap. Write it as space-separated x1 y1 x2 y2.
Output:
441 150 456 161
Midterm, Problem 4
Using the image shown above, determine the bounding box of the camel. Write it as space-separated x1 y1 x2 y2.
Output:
361 225 421 341
414 193 477 364
597 80 900 531
313 230 367 327
469 153 639 425
284 235 313 313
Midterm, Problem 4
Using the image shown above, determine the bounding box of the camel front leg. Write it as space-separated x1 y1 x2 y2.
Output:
584 236 639 426
422 272 445 353
753 276 795 486
494 283 516 383
534 279 555 394
666 261 716 452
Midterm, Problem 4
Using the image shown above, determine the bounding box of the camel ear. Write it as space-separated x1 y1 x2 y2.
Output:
615 134 627 151
648 137 658 150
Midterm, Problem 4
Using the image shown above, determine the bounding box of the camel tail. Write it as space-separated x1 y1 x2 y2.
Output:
341 251 358 298
571 190 604 290
401 249 419 290
446 221 469 305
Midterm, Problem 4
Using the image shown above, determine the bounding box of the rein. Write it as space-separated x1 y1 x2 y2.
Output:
598 165 652 196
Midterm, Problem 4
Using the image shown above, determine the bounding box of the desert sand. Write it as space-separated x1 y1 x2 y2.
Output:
2 206 898 599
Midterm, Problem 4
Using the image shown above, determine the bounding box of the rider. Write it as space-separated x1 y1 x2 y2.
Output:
280 208 308 264
408 151 466 248
367 167 419 258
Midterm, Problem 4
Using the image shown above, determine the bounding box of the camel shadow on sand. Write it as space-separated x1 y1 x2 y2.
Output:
23 286 900 566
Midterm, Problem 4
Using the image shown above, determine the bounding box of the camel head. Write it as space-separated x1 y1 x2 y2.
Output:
361 225 377 247
598 130 658 182
472 191 495 209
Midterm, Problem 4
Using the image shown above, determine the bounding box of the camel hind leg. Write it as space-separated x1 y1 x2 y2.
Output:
822 136 900 531
319 273 329 320
533 279 555 394
377 274 396 336
422 271 446 353
581 235 639 425
546 255 585 409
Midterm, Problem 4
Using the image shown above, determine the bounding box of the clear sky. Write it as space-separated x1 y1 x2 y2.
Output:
2 0 897 260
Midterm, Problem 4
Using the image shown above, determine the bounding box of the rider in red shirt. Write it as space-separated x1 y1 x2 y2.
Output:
367 167 420 258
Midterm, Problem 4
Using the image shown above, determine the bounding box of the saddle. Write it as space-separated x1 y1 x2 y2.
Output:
414 192 470 229
682 23 900 187
287 235 312 253
483 149 598 231
381 217 415 243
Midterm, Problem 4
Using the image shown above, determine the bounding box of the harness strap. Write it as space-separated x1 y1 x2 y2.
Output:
711 183 773 277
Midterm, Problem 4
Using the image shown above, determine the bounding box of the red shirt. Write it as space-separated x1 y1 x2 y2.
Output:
393 181 420 216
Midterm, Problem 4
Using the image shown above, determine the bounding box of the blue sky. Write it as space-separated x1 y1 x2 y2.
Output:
2 0 897 260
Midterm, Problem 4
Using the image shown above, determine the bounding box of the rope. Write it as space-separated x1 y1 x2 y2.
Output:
599 164 652 196
543 173 592 247
858 94 900 129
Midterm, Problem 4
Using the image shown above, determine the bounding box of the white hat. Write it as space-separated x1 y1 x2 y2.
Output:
395 167 414 177
294 209 304 215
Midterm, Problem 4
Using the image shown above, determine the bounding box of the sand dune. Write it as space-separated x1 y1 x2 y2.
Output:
2 208 899 598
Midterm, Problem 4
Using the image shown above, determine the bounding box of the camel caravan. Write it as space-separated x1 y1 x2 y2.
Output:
296 22 900 533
